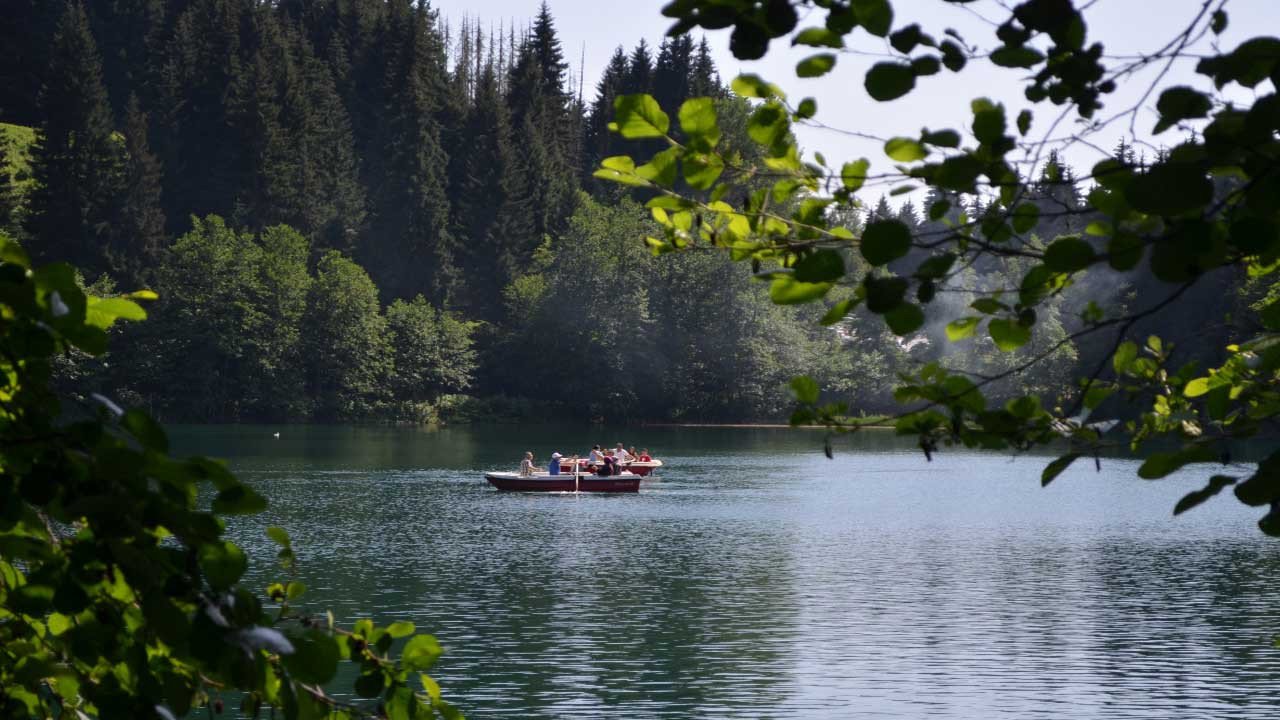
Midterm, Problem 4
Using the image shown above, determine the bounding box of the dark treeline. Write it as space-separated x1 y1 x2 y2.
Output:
1 1 1259 424
1 0 834 422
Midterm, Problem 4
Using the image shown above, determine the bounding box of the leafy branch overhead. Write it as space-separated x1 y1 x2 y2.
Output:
597 0 1280 533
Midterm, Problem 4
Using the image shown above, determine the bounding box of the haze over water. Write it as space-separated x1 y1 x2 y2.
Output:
173 425 1280 719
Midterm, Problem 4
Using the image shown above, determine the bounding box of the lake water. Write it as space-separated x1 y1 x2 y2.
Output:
171 424 1280 719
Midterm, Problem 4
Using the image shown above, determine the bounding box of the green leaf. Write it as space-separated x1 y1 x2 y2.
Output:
1016 109 1033 135
793 27 843 48
922 129 960 148
885 302 924 335
86 297 147 329
853 0 894 37
990 45 1045 68
121 408 168 452
266 526 292 548
1108 232 1145 271
864 277 908 313
796 98 817 119
748 103 790 148
1011 203 1040 234
1042 453 1080 486
1113 341 1139 373
402 635 444 672
678 97 721 148
793 250 846 283
1043 236 1096 272
928 199 951 220
198 541 247 590
1138 446 1218 480
940 40 966 71
890 24 926 54
820 298 858 325
971 99 1006 144
636 147 679 187
884 137 927 162
989 318 1031 351
841 158 870 192
613 94 670 139
790 376 820 404
1174 475 1237 515
1154 86 1213 134
797 53 837 77
1211 9 1228 34
915 253 956 279
946 316 981 341
1083 384 1114 409
683 152 724 190
1125 162 1214 216
387 621 416 639
731 73 786 100
971 298 1007 314
861 220 912 266
1183 377 1212 397
865 63 916 101
594 156 649 187
770 277 833 304
284 629 340 684
1234 451 1280 506
213 484 268 515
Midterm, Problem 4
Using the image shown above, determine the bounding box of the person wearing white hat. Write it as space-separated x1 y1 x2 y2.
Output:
548 452 563 476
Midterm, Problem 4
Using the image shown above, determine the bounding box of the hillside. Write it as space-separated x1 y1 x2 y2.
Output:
0 121 34 193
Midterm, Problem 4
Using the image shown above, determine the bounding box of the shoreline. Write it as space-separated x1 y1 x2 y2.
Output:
639 422 895 430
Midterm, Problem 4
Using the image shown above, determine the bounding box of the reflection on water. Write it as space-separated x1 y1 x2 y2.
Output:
171 425 1280 719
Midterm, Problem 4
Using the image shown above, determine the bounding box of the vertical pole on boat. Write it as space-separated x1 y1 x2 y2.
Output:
574 460 580 493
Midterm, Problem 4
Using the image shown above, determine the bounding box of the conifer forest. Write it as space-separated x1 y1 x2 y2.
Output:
0 0 1266 425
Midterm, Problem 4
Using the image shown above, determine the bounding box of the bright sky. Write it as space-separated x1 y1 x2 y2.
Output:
432 0 1280 182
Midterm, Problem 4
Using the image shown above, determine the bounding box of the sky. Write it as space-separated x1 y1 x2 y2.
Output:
431 0 1280 188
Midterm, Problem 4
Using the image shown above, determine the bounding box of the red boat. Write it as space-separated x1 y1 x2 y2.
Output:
558 458 663 477
484 471 641 493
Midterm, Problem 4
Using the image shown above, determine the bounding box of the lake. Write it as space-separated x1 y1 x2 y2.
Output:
171 424 1280 719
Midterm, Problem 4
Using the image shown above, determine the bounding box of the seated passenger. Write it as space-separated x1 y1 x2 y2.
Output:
614 443 633 462
549 452 562 475
638 448 652 462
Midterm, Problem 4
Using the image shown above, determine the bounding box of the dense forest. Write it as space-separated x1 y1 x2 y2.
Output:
0 0 1260 424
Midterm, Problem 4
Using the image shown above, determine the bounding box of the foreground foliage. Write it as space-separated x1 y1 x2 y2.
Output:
0 233 460 718
598 0 1280 532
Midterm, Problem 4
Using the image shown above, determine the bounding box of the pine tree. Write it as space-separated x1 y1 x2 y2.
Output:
156 0 253 231
505 3 580 244
112 94 167 286
621 40 654 96
689 37 720 97
453 61 531 321
653 35 694 111
25 1 123 277
86 0 167 119
363 0 456 304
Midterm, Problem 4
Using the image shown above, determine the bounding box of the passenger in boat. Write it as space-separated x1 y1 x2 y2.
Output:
638 448 652 462
628 446 639 461
598 451 616 476
614 443 633 462
589 445 604 463
549 452 562 476
519 451 535 477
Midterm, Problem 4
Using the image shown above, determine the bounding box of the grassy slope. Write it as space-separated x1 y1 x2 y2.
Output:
1 122 35 193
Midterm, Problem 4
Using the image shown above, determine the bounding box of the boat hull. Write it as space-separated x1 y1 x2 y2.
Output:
484 472 640 493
